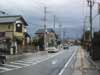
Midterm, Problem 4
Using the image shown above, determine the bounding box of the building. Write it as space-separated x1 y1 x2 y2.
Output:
35 28 57 50
0 15 28 54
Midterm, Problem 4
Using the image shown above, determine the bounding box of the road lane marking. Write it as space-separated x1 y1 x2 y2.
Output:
30 50 66 65
17 61 33 64
21 50 65 66
58 50 77 75
3 64 21 68
0 67 12 71
10 62 30 66
0 50 67 73
17 56 47 64
52 60 57 65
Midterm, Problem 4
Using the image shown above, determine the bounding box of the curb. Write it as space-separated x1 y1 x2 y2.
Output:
86 54 100 71
88 56 100 70
84 50 100 71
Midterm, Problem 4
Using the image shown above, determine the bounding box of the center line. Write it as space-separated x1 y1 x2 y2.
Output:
10 62 29 66
58 50 77 75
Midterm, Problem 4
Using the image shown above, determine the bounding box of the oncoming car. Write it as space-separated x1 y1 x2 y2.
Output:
63 45 69 50
47 47 58 53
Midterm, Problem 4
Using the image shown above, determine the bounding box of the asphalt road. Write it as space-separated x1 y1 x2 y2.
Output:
0 46 78 75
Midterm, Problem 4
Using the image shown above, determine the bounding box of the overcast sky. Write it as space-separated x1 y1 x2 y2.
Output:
0 0 99 38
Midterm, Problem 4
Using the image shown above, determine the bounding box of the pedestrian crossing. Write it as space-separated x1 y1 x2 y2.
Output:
0 55 49 73
0 54 54 73
0 50 65 73
0 66 12 71
3 64 22 68
0 62 28 73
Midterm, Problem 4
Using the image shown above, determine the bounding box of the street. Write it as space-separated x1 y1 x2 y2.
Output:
0 46 78 75
0 0 100 75
0 46 99 75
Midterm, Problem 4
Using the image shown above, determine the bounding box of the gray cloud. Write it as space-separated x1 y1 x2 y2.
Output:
0 0 89 38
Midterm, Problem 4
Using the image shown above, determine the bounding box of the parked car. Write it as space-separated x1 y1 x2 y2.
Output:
0 38 8 54
47 47 58 53
0 39 7 64
0 55 6 64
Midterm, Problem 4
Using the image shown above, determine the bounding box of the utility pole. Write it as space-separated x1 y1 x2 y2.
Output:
63 29 65 44
99 15 100 31
59 24 62 43
53 15 56 47
83 19 86 42
87 0 94 41
98 3 100 31
44 7 47 51
83 16 88 42
87 0 95 56
53 15 56 31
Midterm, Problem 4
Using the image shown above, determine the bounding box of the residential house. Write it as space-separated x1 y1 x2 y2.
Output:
35 28 57 51
0 15 28 54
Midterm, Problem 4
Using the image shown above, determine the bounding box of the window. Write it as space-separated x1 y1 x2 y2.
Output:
0 32 5 37
8 25 11 29
16 23 22 32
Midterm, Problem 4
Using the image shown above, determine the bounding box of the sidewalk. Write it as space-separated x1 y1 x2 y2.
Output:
87 53 100 70
6 51 48 62
94 60 100 69
72 48 100 75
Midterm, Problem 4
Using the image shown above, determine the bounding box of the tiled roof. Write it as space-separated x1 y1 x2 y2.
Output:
0 15 28 26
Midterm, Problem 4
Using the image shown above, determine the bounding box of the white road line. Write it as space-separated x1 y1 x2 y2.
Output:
30 51 65 65
3 64 21 68
0 50 66 73
17 56 46 64
20 56 46 63
10 62 30 66
17 61 33 64
0 67 12 71
23 51 64 66
58 50 77 75
52 60 57 65
23 58 38 61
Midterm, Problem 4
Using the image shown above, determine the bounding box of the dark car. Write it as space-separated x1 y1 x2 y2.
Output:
63 46 69 49
0 55 6 64
0 39 6 64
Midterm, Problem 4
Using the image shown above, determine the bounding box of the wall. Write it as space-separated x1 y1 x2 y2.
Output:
48 32 57 47
0 20 26 39
0 23 14 39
